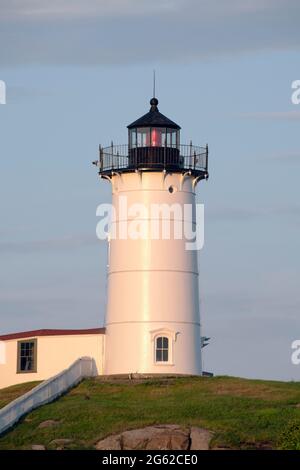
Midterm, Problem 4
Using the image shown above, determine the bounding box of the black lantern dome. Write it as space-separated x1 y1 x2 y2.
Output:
127 98 181 130
95 97 208 179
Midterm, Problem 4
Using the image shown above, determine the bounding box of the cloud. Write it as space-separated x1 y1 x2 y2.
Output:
0 0 300 66
0 0 281 21
207 204 300 220
0 283 106 334
265 151 300 161
0 234 98 254
240 111 300 120
0 0 181 20
8 85 54 103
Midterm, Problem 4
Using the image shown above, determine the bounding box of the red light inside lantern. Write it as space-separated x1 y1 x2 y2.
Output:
151 129 162 147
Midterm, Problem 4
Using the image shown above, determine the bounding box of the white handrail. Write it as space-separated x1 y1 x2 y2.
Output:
0 356 96 435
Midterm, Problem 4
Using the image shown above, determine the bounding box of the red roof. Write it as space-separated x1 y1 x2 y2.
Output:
0 328 105 341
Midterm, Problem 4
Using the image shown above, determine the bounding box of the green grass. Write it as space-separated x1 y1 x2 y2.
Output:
0 382 40 409
0 376 300 450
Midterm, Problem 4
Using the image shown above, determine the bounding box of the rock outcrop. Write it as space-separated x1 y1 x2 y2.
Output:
31 444 46 450
95 425 213 450
38 419 60 429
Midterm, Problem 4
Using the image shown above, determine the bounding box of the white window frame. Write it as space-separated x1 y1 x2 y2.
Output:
150 329 178 366
155 336 169 363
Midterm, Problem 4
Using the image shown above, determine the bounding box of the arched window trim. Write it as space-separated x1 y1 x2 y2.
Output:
149 329 178 366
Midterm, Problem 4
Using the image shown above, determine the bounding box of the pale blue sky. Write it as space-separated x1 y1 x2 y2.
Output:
0 0 300 380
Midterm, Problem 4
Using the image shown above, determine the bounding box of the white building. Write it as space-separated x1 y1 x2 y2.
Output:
0 329 105 389
0 97 209 390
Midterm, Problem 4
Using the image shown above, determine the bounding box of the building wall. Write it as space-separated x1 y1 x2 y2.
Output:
0 334 105 390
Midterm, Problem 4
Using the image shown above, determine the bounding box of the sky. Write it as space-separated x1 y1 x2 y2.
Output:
0 0 300 381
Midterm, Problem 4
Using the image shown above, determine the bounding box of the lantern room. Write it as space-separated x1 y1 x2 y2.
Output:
95 96 208 178
127 97 181 168
128 98 180 150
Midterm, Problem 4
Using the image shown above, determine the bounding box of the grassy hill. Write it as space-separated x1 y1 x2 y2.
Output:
0 376 300 450
0 382 40 410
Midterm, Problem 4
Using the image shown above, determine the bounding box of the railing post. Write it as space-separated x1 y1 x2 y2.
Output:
101 147 104 172
99 145 103 173
164 136 166 169
111 140 114 170
206 143 209 173
190 140 193 169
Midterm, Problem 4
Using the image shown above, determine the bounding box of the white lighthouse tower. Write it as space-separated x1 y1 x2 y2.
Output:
95 97 209 376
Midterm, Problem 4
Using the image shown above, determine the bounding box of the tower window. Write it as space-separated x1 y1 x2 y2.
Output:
155 336 169 362
17 339 37 373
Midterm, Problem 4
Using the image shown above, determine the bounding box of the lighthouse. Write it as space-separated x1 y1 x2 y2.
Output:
95 96 209 376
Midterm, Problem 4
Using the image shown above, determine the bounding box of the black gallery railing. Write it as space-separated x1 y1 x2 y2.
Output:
95 144 209 176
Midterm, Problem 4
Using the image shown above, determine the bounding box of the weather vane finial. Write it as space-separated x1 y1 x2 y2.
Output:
153 69 156 98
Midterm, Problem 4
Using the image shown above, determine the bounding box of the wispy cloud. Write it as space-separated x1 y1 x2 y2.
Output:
265 151 300 161
0 0 182 20
0 0 281 21
0 0 299 66
240 111 300 120
208 204 300 220
0 234 98 254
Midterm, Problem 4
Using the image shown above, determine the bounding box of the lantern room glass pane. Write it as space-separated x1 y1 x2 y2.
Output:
166 129 172 147
130 129 137 148
170 130 177 147
166 129 179 148
151 128 163 147
137 128 150 147
132 127 179 149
